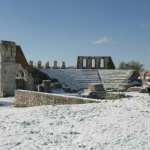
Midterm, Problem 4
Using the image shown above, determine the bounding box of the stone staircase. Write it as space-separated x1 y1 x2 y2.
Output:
42 69 139 91
42 69 101 91
98 70 137 89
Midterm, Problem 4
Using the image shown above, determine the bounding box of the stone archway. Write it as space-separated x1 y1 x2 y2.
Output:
16 70 25 90
16 70 25 78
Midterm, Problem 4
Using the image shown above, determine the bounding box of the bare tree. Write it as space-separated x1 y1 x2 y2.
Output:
119 60 144 71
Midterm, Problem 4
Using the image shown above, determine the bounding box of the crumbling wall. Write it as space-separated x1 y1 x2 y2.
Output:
16 45 33 73
77 56 115 69
15 90 97 107
0 41 34 97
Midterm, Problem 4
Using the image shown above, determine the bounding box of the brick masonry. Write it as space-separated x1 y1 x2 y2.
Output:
15 90 98 107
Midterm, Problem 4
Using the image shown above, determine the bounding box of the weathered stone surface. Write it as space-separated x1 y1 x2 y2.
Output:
0 40 34 97
53 61 58 69
77 56 115 69
88 92 125 99
45 61 50 69
142 71 150 89
16 45 33 73
127 87 142 92
118 84 130 92
61 61 66 69
84 83 105 96
89 83 104 91
15 90 98 107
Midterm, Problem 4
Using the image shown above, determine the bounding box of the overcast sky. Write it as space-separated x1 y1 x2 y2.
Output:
0 0 149 68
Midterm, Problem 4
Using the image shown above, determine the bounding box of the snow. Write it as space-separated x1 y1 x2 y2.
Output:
41 69 137 91
0 92 150 150
41 69 101 90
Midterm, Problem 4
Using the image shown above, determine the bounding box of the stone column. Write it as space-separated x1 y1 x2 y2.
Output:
86 57 92 69
45 61 50 69
77 56 83 69
104 57 107 69
53 61 58 69
61 61 66 69
95 57 100 69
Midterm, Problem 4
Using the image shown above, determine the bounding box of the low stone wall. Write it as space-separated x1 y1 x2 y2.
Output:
15 90 98 107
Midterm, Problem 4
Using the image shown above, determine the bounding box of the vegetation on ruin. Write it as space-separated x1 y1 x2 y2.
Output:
31 67 51 85
119 60 144 71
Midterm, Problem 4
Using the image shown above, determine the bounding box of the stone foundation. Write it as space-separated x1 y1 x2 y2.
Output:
15 90 98 107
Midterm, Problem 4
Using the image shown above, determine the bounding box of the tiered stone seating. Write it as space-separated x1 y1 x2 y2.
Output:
42 69 101 90
42 69 138 91
98 70 136 89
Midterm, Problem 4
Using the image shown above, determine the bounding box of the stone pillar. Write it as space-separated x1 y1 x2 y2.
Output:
95 57 100 69
45 61 50 69
37 61 42 69
53 61 58 69
104 58 106 69
86 57 92 69
77 56 83 69
0 41 17 97
61 61 66 69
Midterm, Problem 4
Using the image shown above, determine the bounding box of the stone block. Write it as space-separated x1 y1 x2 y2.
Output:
89 83 104 91
15 90 98 107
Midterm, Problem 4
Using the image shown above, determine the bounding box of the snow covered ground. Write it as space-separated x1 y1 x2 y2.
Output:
0 92 150 150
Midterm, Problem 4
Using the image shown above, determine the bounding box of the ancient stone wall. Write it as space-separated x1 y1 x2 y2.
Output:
0 40 34 97
16 46 33 73
77 56 115 69
15 90 97 107
32 61 67 69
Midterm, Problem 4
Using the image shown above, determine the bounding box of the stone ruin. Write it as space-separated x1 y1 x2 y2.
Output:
77 56 115 69
84 83 105 95
61 61 66 69
142 71 150 89
35 56 114 70
0 40 34 97
0 40 140 97
53 60 58 69
45 61 50 69
35 60 66 69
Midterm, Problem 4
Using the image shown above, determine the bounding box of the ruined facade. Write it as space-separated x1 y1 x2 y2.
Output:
77 56 115 69
0 41 34 97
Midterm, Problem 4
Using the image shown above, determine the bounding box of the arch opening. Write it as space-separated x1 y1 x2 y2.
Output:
16 70 25 90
